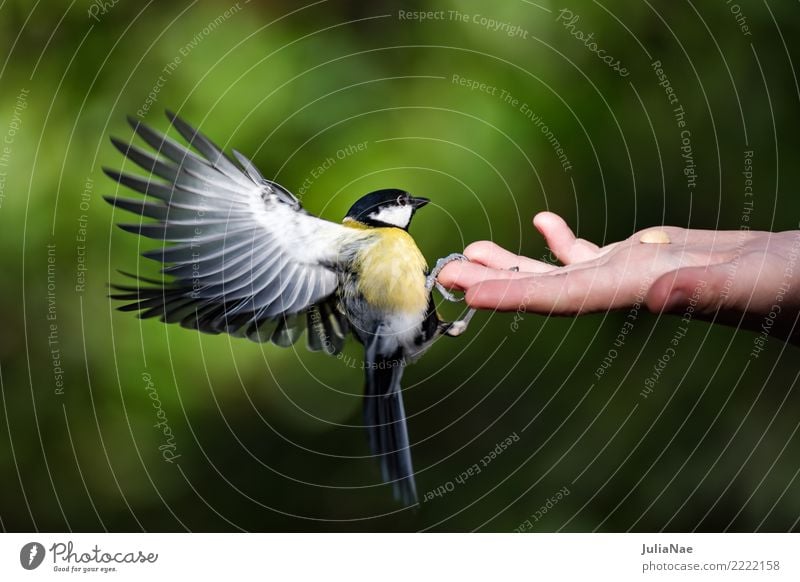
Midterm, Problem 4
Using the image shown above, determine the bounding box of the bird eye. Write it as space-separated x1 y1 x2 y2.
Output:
397 194 407 206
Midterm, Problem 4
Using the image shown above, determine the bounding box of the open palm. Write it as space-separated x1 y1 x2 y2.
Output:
438 212 800 344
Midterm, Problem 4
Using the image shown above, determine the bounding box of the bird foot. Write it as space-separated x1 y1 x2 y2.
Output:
427 253 469 302
445 308 476 337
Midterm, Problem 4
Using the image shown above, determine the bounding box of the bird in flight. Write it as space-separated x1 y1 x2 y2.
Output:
105 111 474 505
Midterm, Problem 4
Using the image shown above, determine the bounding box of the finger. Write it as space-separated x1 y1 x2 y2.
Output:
437 261 538 291
533 212 600 264
596 240 623 257
647 258 800 343
646 260 780 316
464 268 635 314
463 241 557 273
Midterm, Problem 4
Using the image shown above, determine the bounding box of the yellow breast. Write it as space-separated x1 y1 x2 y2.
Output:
348 224 428 314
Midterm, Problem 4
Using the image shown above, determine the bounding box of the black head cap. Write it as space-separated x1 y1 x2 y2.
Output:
344 189 429 229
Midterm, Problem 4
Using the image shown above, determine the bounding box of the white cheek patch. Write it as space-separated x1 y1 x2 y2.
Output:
370 205 413 228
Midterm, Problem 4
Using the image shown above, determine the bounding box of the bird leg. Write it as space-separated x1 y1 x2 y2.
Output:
427 253 475 336
443 308 476 337
426 253 469 302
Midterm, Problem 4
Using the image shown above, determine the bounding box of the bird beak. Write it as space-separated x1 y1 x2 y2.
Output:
410 196 430 209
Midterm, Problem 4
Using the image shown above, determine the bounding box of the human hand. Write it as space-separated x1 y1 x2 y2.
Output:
438 212 800 344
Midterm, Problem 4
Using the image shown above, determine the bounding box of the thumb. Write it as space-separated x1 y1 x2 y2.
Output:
645 263 731 316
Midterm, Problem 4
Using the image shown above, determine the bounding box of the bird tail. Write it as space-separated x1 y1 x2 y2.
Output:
363 352 418 505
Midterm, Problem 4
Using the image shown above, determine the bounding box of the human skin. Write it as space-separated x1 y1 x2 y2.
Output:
438 212 800 346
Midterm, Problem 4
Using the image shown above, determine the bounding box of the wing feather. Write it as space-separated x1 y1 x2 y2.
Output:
107 112 365 348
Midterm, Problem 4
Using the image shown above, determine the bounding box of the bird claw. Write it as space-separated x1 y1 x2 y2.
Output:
445 308 476 337
427 253 469 302
435 281 462 303
427 253 477 336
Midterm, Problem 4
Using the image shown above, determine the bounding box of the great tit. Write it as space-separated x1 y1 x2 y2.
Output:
105 112 474 506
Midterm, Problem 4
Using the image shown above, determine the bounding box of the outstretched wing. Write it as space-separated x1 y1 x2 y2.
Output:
106 111 359 353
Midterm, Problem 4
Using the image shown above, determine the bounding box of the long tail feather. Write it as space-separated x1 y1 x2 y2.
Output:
363 347 417 505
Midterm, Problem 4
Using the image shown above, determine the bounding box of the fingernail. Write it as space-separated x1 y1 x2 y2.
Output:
663 289 687 312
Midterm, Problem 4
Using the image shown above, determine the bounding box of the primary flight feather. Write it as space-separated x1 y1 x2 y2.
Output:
106 111 474 505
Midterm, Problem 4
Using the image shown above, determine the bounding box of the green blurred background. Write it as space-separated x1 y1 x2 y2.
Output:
1 0 799 532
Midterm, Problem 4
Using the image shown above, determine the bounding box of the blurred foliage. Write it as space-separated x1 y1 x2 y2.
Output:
1 0 799 531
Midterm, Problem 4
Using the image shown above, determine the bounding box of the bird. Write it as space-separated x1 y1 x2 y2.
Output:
104 111 475 505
